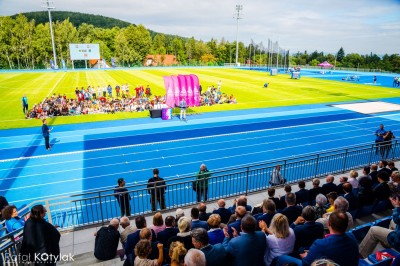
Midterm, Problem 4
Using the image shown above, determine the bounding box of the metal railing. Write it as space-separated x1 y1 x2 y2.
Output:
9 140 397 231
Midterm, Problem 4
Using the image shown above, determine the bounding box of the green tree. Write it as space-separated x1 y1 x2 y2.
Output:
336 47 345 62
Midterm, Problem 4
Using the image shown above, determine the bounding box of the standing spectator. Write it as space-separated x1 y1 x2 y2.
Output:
191 228 227 266
150 212 166 237
94 219 120 261
322 175 337 195
270 165 284 186
107 84 112 97
359 194 400 258
375 124 387 157
383 131 395 158
169 241 187 266
212 199 231 224
120 216 136 245
42 118 52 151
309 179 323 205
2 205 26 233
147 168 166 211
184 249 206 266
191 207 208 231
157 216 178 248
280 192 303 225
290 206 324 256
115 85 120 98
196 164 211 202
20 205 61 266
179 97 187 121
223 214 266 266
295 181 309 205
134 239 163 266
207 214 224 244
22 94 28 115
145 85 152 98
260 213 295 265
114 178 131 217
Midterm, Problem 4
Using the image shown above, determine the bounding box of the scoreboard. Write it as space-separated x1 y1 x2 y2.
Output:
69 43 100 60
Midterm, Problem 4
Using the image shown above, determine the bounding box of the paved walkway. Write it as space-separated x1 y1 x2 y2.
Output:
58 166 395 265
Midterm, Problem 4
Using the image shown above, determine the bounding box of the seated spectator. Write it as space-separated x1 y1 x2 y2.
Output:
295 181 309 205
358 168 375 207
378 160 392 176
207 214 224 244
369 163 379 186
157 215 178 248
1 205 26 233
259 213 295 265
191 207 208 230
256 199 276 229
223 214 267 266
134 239 163 266
184 249 206 266
359 193 400 258
290 206 324 256
169 241 187 266
278 185 292 210
267 188 281 210
390 171 400 191
326 192 338 213
125 216 157 261
277 211 359 266
167 217 194 251
316 196 353 231
228 195 252 214
191 228 227 266
322 175 337 195
336 176 348 195
212 199 231 224
342 183 359 211
198 203 211 221
348 170 359 189
280 192 303 225
388 161 398 172
373 171 391 203
313 194 328 220
119 216 136 245
308 179 323 205
94 219 120 261
150 212 166 237
227 206 247 238
175 208 185 227
140 228 160 260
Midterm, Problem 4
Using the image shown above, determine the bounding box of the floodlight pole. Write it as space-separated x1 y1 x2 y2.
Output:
234 5 243 67
44 0 58 69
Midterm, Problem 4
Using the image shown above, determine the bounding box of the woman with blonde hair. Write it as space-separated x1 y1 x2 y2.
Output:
259 213 295 265
169 241 187 266
348 170 359 189
150 212 166 237
167 217 194 250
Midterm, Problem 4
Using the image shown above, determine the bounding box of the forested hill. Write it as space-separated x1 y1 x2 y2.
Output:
11 11 133 29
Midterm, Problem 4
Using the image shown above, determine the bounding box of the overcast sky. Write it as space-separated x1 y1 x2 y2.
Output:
1 0 399 55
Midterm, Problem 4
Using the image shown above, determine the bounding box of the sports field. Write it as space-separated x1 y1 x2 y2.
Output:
1 68 399 130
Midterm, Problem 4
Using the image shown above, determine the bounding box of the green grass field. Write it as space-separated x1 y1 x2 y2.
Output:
1 68 399 130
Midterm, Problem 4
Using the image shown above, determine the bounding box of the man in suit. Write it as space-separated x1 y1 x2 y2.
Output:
267 188 281 210
198 203 211 221
191 228 227 266
278 185 292 210
277 211 359 266
369 164 379 186
41 118 52 151
157 215 178 248
256 199 276 229
308 178 323 205
222 214 267 266
295 181 309 205
290 206 324 256
227 206 246 238
280 192 303 225
322 175 337 195
378 160 392 176
191 207 208 230
228 195 252 214
212 199 231 224
342 182 359 211
125 216 156 260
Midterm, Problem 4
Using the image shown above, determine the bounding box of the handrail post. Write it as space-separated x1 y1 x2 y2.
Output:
44 199 53 225
283 160 287 182
392 139 398 160
342 149 348 173
98 192 104 225
314 154 320 178
368 143 374 165
245 167 249 196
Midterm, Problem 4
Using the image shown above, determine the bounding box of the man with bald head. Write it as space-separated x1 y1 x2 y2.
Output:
322 175 338 195
94 219 120 261
198 203 211 221
213 199 231 224
227 206 246 238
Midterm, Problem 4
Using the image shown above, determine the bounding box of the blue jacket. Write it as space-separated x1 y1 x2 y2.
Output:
222 231 267 266
387 207 400 250
191 220 208 231
125 229 156 256
291 221 324 254
302 234 359 266
212 208 232 224
201 244 227 266
5 217 25 233
156 227 178 247
295 189 310 205
208 229 225 245
281 205 303 225
227 219 241 238
42 124 50 137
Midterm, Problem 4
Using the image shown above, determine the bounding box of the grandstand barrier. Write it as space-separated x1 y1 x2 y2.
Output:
12 140 400 231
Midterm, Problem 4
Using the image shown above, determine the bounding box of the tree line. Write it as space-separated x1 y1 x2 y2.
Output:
0 14 399 72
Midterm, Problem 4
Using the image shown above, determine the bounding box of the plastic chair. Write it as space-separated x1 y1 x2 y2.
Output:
373 216 392 229
373 200 390 214
368 249 400 264
359 258 393 266
358 204 374 218
350 223 372 242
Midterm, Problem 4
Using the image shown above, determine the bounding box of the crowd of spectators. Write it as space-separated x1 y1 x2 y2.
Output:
89 161 399 266
199 84 237 106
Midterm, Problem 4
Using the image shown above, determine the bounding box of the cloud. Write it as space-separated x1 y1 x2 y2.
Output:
0 0 399 54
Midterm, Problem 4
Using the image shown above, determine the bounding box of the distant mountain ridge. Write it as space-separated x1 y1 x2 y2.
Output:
11 11 133 29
